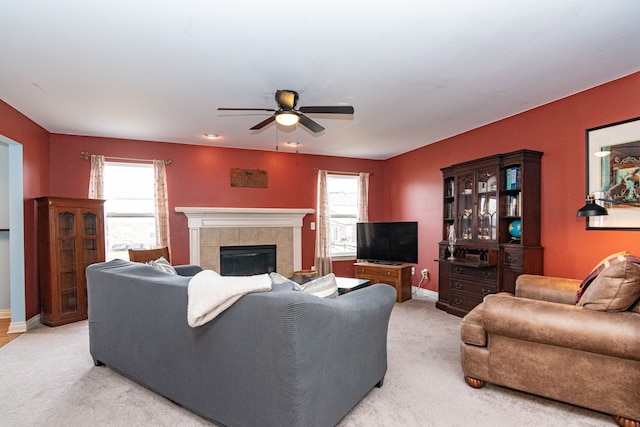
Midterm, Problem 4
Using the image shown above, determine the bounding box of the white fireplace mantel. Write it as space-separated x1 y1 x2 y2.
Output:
175 207 314 269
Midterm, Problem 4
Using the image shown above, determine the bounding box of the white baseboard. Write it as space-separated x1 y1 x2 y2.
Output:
26 314 42 331
412 286 438 299
0 308 10 319
7 313 41 334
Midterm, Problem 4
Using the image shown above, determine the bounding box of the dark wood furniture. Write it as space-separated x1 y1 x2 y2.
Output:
37 197 105 326
354 262 412 302
336 277 371 295
436 150 543 317
128 246 170 263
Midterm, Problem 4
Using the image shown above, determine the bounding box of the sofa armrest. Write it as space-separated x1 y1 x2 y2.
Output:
174 264 203 276
515 274 581 305
483 293 640 361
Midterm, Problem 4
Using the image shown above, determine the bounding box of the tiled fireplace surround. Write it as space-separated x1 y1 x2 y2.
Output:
175 208 314 276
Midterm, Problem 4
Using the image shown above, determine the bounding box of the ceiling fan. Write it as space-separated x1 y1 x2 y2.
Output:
217 89 354 133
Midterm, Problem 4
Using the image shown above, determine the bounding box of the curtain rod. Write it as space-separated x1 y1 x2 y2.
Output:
81 151 172 165
313 168 373 176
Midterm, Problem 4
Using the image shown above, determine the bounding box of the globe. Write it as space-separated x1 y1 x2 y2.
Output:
508 220 521 239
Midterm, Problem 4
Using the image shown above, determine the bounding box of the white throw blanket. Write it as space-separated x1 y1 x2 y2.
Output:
187 270 272 327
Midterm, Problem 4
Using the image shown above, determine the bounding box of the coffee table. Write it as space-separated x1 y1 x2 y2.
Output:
336 277 371 295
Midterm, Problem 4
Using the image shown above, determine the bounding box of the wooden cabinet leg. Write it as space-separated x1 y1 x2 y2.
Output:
464 376 486 388
613 415 640 427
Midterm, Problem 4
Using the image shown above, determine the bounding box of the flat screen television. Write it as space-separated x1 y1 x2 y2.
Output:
356 221 418 264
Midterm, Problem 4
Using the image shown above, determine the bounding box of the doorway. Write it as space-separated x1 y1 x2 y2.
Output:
0 136 26 333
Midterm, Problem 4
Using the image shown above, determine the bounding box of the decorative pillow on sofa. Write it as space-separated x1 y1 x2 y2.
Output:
269 272 298 289
270 272 338 298
576 251 629 302
295 273 339 298
576 251 640 312
146 256 177 275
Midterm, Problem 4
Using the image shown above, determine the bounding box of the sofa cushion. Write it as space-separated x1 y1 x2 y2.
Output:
146 256 177 275
577 253 640 312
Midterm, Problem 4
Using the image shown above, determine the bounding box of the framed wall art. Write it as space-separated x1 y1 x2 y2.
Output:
585 116 640 230
230 168 267 188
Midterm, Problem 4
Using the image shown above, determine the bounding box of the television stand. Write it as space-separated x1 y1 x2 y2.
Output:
354 262 412 303
368 260 404 266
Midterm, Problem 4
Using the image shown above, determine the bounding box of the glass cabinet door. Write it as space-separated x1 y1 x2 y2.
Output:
476 169 498 241
57 211 78 314
456 172 474 240
82 212 99 267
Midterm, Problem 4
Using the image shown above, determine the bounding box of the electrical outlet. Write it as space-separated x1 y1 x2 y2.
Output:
421 268 429 279
411 267 415 275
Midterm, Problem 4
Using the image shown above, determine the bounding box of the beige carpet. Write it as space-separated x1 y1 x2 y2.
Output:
0 292 612 426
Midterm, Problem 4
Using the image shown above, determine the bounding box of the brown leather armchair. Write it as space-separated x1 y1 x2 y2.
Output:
460 274 640 427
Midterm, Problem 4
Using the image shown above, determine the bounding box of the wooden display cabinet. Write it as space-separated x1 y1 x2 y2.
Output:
437 150 543 316
37 197 105 326
354 262 412 302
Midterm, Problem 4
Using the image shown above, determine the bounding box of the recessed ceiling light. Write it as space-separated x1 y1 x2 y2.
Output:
204 133 219 139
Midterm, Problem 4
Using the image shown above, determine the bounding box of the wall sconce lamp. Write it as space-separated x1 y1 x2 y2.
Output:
577 194 640 217
576 195 608 217
275 110 300 126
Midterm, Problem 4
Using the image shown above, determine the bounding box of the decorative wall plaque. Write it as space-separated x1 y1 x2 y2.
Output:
230 168 268 188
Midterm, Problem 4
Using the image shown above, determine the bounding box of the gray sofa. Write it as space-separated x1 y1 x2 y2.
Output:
86 259 396 427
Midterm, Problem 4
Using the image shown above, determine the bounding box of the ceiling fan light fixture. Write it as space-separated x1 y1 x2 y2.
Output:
275 110 300 126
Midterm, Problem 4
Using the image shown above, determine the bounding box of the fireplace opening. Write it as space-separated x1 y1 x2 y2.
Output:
220 245 276 276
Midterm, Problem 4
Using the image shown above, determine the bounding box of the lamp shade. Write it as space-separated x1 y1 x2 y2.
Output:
275 110 300 126
576 195 608 217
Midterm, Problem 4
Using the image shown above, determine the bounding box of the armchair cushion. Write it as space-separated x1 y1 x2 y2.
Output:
577 253 640 312
482 293 640 361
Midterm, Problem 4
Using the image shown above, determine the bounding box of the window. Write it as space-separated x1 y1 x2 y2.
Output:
327 174 359 258
103 162 156 260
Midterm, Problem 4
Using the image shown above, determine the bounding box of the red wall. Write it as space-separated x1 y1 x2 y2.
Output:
48 134 386 270
3 71 640 319
385 71 640 291
0 100 50 319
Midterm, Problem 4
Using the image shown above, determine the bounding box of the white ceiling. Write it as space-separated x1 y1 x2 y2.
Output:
1 1 639 160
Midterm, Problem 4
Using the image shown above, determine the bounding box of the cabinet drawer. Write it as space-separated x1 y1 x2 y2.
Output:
451 278 495 297
503 247 524 268
451 265 497 283
356 266 398 277
450 290 484 311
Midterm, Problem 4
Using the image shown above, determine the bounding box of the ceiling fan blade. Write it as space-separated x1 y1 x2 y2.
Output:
250 115 276 130
299 114 325 133
218 108 276 112
299 106 354 114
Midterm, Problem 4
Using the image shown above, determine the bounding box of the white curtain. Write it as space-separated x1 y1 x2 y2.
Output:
154 160 171 252
358 172 369 222
314 170 332 275
88 155 105 199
